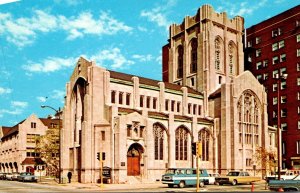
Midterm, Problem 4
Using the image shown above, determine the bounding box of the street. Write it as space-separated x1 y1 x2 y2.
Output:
0 180 273 192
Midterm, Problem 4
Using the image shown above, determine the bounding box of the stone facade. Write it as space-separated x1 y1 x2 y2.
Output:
62 5 276 183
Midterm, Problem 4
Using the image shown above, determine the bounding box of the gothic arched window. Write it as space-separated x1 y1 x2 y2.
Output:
228 42 237 75
177 46 184 78
190 39 197 73
175 126 189 160
198 129 210 161
153 123 165 160
237 90 261 145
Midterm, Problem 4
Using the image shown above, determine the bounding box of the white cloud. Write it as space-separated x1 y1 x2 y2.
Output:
0 86 12 94
0 10 132 47
51 90 65 100
22 57 76 73
91 48 135 70
37 96 47 102
11 101 28 108
0 109 22 116
0 0 20 5
140 7 170 30
216 0 268 17
132 54 153 62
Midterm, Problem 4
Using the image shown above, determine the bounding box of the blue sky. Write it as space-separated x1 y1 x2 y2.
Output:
0 0 299 126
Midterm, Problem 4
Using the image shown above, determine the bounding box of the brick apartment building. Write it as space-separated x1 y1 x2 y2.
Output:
245 5 300 169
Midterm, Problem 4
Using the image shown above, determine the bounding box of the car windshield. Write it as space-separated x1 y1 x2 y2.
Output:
227 172 239 176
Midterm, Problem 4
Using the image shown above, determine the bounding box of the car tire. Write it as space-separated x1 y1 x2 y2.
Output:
200 181 204 188
178 181 185 188
168 184 174 188
232 179 237 186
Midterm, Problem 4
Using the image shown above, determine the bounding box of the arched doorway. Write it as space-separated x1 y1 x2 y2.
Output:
127 143 143 176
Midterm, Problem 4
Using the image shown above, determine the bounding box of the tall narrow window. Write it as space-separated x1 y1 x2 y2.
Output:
111 91 116 103
171 100 175 112
101 131 105 141
31 122 36 128
177 46 183 78
175 127 189 160
188 103 191 114
119 92 123 104
126 93 130 105
198 129 210 161
190 38 197 73
297 141 300 154
193 104 197 115
177 102 181 113
146 96 151 108
215 38 221 70
140 95 144 107
165 99 169 111
153 97 157 109
153 123 165 160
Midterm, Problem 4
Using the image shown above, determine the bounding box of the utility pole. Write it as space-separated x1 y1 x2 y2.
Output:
196 142 202 192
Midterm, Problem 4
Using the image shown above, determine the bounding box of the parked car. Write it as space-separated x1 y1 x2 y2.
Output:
161 168 208 188
11 172 20 181
208 173 220 185
215 171 261 186
269 174 300 192
266 170 299 183
0 173 7 180
5 173 13 180
17 172 38 182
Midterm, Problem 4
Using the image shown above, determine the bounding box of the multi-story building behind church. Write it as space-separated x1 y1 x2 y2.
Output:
61 4 276 183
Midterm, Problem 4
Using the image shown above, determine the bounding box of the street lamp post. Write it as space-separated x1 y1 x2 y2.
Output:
275 74 287 180
41 105 62 184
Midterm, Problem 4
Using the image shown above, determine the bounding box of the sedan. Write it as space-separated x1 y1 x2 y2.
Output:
17 172 38 182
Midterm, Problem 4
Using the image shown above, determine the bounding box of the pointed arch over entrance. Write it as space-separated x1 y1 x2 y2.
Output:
127 143 144 176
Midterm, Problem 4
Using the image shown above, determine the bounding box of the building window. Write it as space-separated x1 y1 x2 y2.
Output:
153 123 165 160
263 73 268 80
177 46 183 78
263 60 268 67
281 109 287 117
101 131 105 141
273 84 278 92
31 122 36 128
272 70 278 78
282 141 286 155
297 34 300 43
297 78 300 86
280 67 286 75
165 99 169 111
127 125 131 137
190 38 197 73
146 96 151 108
279 40 285 49
188 103 191 114
298 121 300 129
119 92 123 104
198 129 210 161
280 54 286 62
126 93 130 106
298 106 300 114
153 97 157 109
297 63 300 71
281 123 287 131
272 56 279 65
140 95 144 107
177 102 181 113
228 42 235 75
272 43 278 51
298 92 300 100
256 49 261 57
281 80 286 90
257 74 262 81
255 37 261 44
297 49 300 57
246 158 252 167
175 127 189 160
256 62 262 70
198 105 202 115
281 95 287 103
193 104 197 115
272 28 282 37
111 91 116 103
273 97 278 105
191 77 195 87
297 141 300 154
171 100 175 112
215 38 221 70
26 134 39 143
273 111 277 118
247 41 252 47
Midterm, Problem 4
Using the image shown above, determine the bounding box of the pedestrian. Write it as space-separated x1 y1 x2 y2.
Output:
67 171 72 183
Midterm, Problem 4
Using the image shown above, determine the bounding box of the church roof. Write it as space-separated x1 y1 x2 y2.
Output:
208 88 221 99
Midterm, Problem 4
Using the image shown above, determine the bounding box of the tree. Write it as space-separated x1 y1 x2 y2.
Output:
35 126 59 177
253 146 276 178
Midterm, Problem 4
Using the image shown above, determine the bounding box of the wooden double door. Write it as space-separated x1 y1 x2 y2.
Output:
127 144 142 176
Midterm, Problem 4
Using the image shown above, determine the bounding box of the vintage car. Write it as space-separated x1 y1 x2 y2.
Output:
208 173 220 185
17 172 38 182
266 170 299 182
269 174 300 192
5 173 13 180
215 171 261 186
11 172 20 181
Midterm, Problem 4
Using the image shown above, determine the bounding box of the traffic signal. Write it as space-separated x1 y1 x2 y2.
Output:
102 152 106 161
197 142 202 157
97 152 100 160
192 142 196 155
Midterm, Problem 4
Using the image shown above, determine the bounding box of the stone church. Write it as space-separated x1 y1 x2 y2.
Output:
61 5 276 183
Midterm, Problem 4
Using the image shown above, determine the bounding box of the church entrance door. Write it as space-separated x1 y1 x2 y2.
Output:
127 143 143 176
